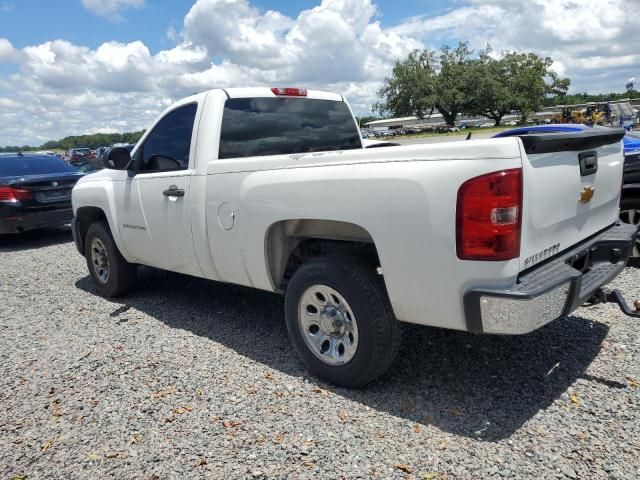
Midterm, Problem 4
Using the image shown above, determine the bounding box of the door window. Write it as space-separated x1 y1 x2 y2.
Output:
138 103 197 172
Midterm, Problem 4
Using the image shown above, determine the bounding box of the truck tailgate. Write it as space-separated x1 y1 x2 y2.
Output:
518 128 626 271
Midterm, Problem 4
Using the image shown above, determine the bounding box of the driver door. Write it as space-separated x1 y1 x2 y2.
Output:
117 102 202 277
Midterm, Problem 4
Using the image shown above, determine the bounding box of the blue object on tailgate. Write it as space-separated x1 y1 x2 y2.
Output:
494 124 640 155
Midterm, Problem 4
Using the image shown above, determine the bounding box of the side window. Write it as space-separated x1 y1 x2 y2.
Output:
138 103 197 172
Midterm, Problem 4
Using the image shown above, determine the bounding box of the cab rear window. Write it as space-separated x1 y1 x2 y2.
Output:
219 98 362 159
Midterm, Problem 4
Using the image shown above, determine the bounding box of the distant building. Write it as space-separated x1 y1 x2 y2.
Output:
363 115 442 130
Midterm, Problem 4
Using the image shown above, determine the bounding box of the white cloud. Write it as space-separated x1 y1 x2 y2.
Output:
81 0 144 18
1 0 639 145
393 0 640 93
0 38 20 62
166 26 179 42
0 97 18 108
181 0 422 83
183 0 296 70
1 0 424 144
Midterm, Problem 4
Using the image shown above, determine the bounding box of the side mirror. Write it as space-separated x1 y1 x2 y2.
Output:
102 147 132 170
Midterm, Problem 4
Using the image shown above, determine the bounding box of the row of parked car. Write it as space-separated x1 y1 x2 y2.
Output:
46 145 135 173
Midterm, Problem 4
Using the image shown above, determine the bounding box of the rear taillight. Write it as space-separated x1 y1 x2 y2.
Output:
0 186 33 201
456 168 522 261
271 87 307 97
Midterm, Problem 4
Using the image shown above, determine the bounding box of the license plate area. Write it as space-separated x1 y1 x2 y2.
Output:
566 242 626 274
35 189 71 202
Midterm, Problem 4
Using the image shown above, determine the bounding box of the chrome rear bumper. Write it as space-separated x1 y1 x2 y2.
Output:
464 222 638 334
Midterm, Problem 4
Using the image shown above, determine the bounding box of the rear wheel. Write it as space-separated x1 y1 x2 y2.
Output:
85 221 137 297
284 255 400 387
619 197 640 267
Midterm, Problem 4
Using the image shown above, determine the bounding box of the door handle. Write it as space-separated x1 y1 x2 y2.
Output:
163 185 185 197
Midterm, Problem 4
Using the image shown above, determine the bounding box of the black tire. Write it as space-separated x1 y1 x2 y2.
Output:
285 255 401 387
620 197 640 267
84 221 137 297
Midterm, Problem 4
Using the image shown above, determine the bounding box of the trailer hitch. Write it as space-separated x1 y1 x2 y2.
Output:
589 289 640 318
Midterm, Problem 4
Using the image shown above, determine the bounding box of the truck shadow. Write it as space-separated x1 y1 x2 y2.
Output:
0 227 72 252
76 267 615 442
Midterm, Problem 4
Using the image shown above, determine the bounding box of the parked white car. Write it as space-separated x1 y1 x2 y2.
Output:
71 87 637 386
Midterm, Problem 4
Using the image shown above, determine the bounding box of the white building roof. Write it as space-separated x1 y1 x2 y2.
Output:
364 114 444 127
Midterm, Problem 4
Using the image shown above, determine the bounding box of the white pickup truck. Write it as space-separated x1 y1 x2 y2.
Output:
71 87 637 386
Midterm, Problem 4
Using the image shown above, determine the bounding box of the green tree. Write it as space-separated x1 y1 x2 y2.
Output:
434 43 479 126
56 131 145 150
469 49 512 126
502 52 569 123
375 42 478 126
375 49 438 120
376 44 569 126
42 140 61 149
356 116 379 127
1 130 146 152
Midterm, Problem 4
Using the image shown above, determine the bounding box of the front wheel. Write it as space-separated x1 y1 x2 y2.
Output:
284 255 400 387
619 197 640 267
84 221 137 297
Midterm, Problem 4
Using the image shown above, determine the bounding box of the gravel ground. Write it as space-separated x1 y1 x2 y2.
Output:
1 228 639 479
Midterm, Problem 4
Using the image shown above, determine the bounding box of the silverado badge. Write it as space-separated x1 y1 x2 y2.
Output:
579 185 595 204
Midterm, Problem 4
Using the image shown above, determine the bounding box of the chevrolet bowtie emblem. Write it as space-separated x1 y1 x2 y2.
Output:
579 185 595 204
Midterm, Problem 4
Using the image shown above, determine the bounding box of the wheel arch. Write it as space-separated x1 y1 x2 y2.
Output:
264 219 382 291
75 206 109 255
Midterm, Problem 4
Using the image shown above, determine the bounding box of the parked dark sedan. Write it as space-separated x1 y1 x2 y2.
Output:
0 153 84 234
